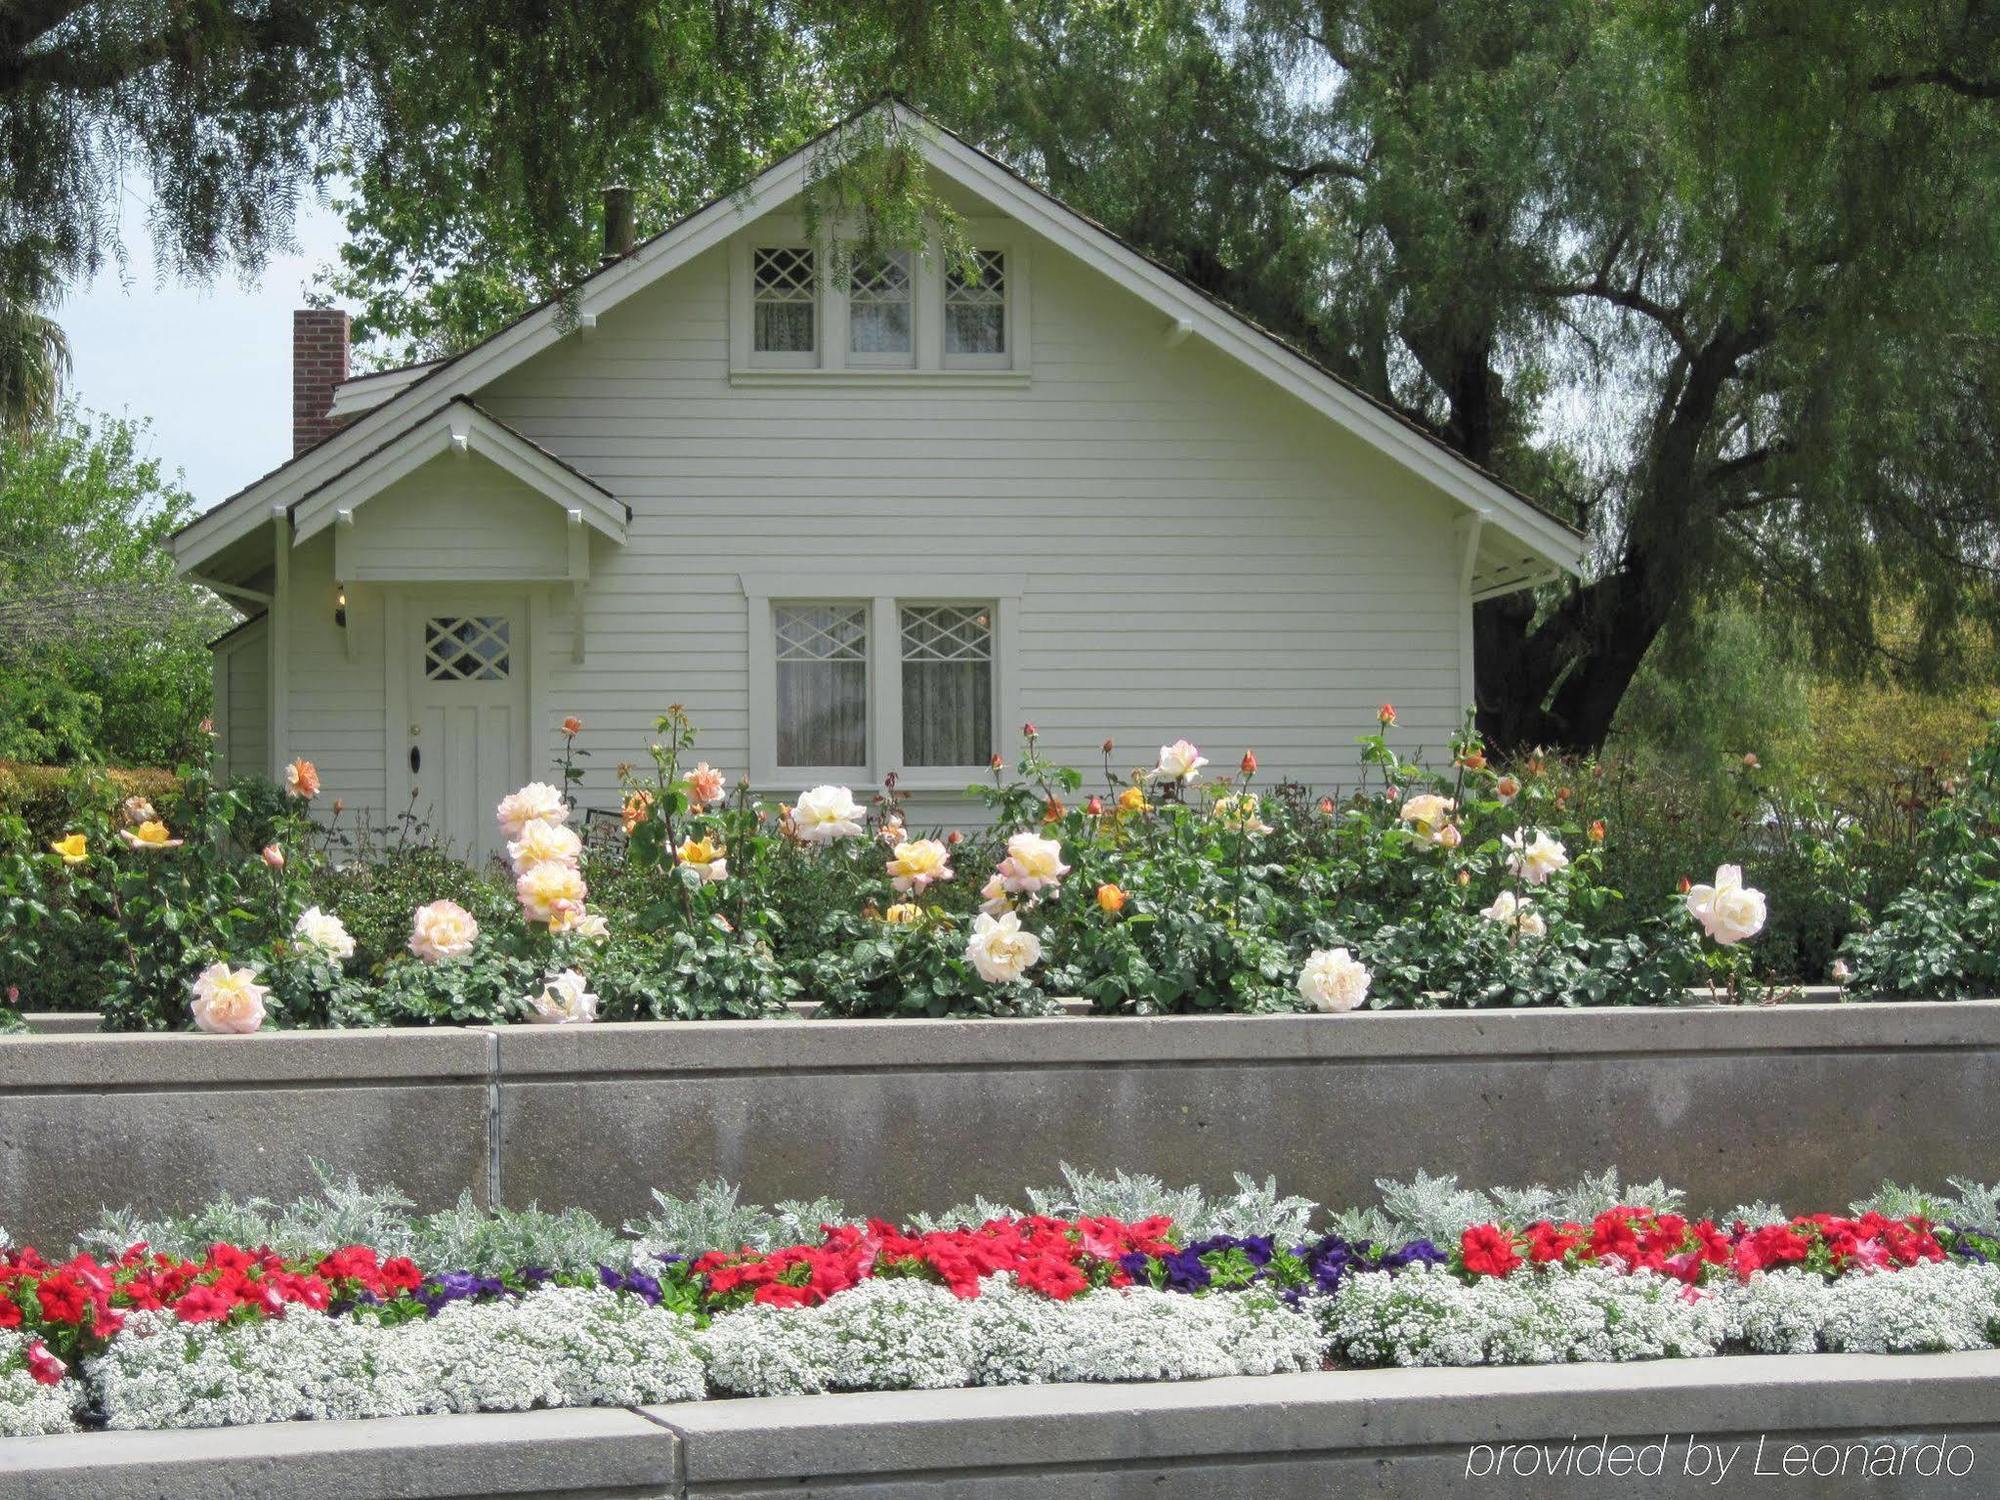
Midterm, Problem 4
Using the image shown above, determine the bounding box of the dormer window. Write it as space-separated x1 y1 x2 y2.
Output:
751 247 817 362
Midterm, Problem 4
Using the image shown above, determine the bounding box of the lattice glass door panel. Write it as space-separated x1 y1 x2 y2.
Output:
901 604 993 766
753 247 817 353
944 250 1006 355
775 603 867 767
423 616 511 682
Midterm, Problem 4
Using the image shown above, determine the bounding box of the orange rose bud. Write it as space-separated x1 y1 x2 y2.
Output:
1456 868 1471 886
1086 796 1104 817
1742 752 1760 768
1318 796 1336 815
1378 703 1397 726
1101 738 1116 754
1022 721 1037 738
1589 819 1606 842
562 716 583 736
990 753 1005 771
261 844 284 869
946 830 964 846
1096 883 1127 914
1678 876 1692 894
1458 750 1487 771
1043 796 1065 823
1240 751 1258 776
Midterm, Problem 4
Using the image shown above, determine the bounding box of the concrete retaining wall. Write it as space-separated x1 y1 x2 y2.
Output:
5 1354 1997 1499
4 1003 1998 1248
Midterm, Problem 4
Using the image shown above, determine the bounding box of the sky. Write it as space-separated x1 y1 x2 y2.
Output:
54 185 350 511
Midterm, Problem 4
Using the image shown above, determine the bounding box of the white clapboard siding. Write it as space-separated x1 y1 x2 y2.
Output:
337 459 570 581
279 212 1472 835
214 619 268 782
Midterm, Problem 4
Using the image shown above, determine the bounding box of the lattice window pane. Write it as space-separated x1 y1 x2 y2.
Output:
945 250 1006 355
849 251 912 354
901 605 992 766
753 247 817 353
423 616 511 682
775 604 866 766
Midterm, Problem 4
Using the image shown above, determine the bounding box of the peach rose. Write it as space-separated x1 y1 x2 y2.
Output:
189 963 268 1034
409 900 480 962
517 860 587 922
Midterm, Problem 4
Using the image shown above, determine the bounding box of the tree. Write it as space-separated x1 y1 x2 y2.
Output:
0 290 67 435
0 1 951 297
0 408 230 764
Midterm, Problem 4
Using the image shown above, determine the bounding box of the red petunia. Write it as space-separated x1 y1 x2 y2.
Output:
35 1274 89 1325
25 1341 65 1386
172 1284 235 1324
1460 1224 1522 1278
0 1296 20 1329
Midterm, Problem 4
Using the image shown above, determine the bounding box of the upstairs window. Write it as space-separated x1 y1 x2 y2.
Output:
848 251 913 360
752 247 817 359
944 250 1007 363
774 603 868 768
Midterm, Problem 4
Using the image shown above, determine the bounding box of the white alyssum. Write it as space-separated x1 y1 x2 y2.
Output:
695 1275 1323 1398
1722 1262 2000 1356
91 1287 704 1431
0 1333 78 1437
1322 1263 1730 1367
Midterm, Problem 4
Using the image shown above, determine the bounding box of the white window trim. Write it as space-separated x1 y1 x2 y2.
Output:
729 216 1030 383
743 571 1023 793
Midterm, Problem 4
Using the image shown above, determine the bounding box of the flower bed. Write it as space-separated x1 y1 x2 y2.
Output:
5 1168 1997 1436
10 707 2000 1034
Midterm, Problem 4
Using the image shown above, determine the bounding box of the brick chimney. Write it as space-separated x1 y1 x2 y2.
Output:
292 308 351 455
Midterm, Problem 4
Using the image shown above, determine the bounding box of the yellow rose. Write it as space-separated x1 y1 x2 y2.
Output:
1116 786 1146 815
50 833 87 864
882 902 925 925
676 836 728 883
119 820 184 850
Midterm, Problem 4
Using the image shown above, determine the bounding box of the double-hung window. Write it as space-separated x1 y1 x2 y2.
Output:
750 246 817 365
746 578 1021 787
847 251 913 362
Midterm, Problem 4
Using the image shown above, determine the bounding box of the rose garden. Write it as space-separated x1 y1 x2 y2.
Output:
2 705 1999 1494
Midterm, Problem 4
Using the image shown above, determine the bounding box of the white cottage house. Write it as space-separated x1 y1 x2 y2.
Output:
176 104 1584 864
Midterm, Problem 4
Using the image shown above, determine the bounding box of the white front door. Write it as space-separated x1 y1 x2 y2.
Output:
404 596 529 865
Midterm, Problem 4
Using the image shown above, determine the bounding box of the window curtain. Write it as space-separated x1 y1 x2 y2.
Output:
903 659 992 766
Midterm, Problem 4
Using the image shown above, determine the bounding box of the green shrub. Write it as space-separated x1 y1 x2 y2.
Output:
1840 718 2000 998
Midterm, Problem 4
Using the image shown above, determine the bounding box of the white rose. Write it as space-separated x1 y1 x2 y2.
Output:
409 899 480 962
496 782 569 839
507 818 582 875
523 969 598 1025
1151 739 1208 784
965 910 1042 984
1686 864 1767 946
189 963 268 1034
1479 890 1546 939
1297 947 1371 1012
292 906 355 961
1504 829 1569 886
793 785 865 843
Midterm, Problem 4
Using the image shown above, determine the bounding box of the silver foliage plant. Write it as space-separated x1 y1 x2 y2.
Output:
74 1164 2000 1278
625 1180 849 1260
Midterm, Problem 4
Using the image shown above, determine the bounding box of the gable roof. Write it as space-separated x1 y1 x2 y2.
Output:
175 102 1584 587
291 397 628 545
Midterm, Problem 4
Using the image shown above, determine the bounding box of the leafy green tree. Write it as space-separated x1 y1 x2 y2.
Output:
0 408 230 764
